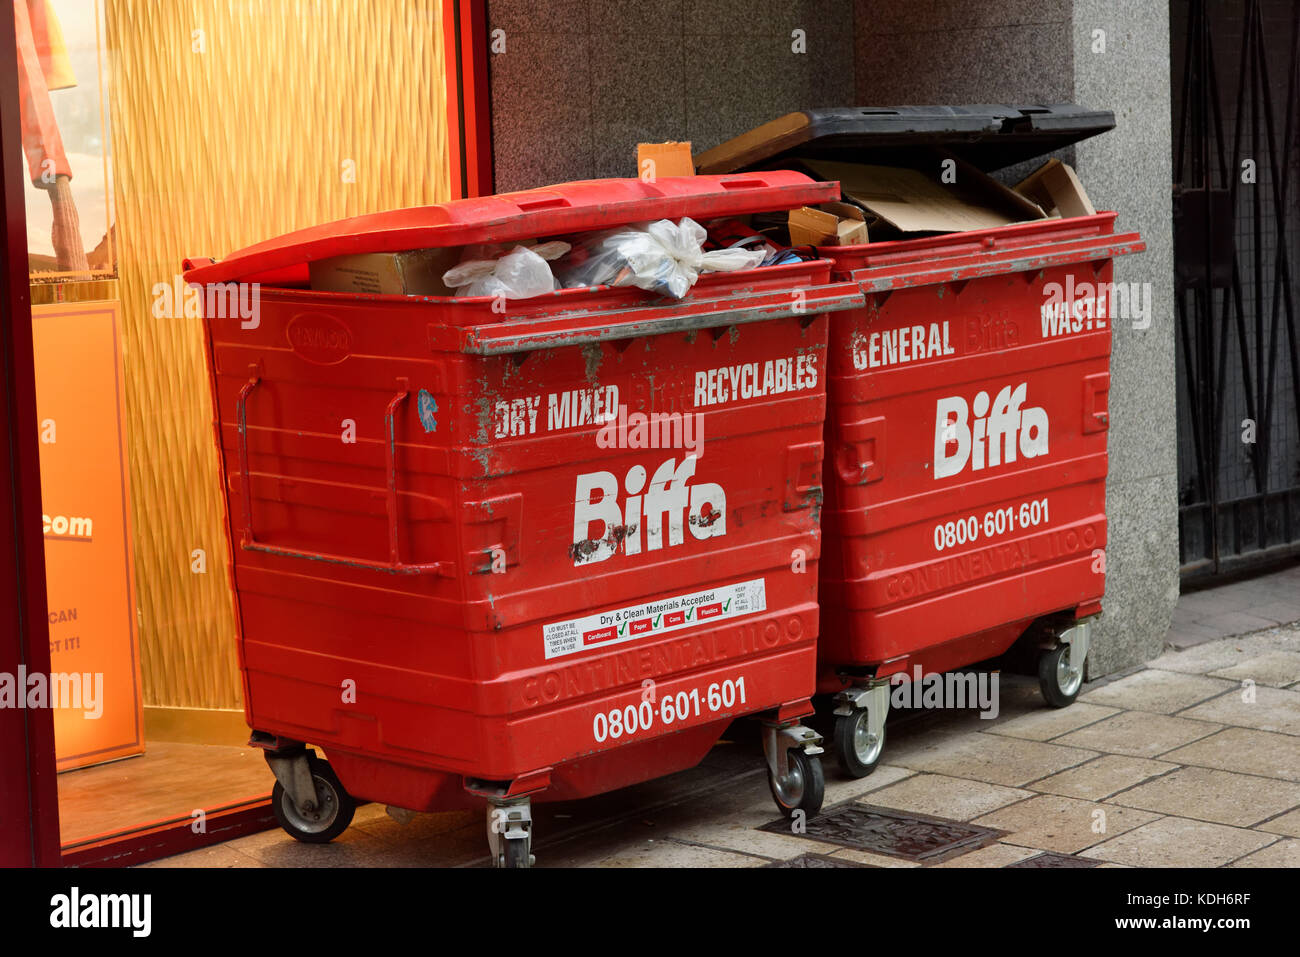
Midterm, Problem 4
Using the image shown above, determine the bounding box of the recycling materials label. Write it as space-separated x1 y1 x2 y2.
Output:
542 578 767 660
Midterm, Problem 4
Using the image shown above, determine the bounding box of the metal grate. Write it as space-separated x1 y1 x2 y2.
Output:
1172 0 1300 578
761 804 1005 864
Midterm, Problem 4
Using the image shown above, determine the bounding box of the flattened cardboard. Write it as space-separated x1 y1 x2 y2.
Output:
637 141 695 179
695 113 810 175
309 247 461 296
803 157 1044 234
1015 158 1096 219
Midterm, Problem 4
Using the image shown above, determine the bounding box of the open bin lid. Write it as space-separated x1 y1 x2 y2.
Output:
184 171 840 287
696 105 1115 176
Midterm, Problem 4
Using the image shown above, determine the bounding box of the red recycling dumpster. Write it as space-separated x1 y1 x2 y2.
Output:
698 106 1146 776
184 172 864 866
817 214 1144 775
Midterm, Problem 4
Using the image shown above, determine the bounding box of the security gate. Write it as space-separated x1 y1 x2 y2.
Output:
1172 0 1300 580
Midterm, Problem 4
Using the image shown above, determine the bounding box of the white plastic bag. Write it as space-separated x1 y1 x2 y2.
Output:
554 218 764 299
699 245 769 272
442 241 571 298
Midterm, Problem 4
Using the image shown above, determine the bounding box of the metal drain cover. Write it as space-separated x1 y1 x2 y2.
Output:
761 804 1005 864
1008 851 1101 868
767 852 877 868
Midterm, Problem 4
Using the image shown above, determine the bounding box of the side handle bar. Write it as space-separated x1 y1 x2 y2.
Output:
235 375 447 575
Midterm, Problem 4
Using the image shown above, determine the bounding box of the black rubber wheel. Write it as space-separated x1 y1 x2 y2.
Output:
834 709 885 779
501 838 532 869
768 749 825 818
271 755 356 844
1038 643 1084 708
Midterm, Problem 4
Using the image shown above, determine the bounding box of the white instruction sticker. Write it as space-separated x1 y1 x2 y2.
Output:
542 578 767 660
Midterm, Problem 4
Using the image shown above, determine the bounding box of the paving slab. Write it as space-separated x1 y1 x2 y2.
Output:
1148 629 1300 674
858 773 1032 822
1159 727 1300 782
982 702 1119 742
1257 808 1300 838
665 820 819 862
1078 670 1235 713
1175 589 1259 615
1080 816 1275 868
1028 754 1179 801
1197 611 1281 637
1148 641 1257 674
973 794 1159 854
590 839 764 868
1179 685 1300 735
931 842 1040 868
1052 710 1222 758
1166 622 1228 649
1208 651 1300 688
139 843 266 869
1248 602 1300 627
825 847 920 868
891 732 1097 787
821 763 915 807
1108 766 1300 827
1227 838 1300 868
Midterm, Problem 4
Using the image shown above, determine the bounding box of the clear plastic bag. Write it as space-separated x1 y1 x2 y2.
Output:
442 241 571 299
554 218 764 299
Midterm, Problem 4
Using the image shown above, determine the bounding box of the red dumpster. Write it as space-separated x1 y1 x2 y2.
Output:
184 172 863 865
817 214 1144 774
699 107 1146 776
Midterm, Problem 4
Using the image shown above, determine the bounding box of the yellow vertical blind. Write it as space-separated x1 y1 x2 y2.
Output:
103 0 451 709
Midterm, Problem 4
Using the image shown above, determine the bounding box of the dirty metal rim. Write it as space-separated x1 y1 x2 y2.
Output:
1058 645 1083 696
852 710 884 764
281 780 339 834
771 758 806 808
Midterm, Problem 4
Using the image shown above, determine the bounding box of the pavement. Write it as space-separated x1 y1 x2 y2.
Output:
145 563 1300 868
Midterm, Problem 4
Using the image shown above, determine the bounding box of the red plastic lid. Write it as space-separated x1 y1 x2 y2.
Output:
185 172 839 286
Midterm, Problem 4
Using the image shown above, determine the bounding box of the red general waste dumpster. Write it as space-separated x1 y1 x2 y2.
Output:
184 172 863 866
817 214 1144 775
698 106 1146 777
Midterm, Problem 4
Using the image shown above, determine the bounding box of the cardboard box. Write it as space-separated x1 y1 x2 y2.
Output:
637 141 695 179
309 247 461 296
1015 158 1096 219
802 157 1044 234
788 202 869 246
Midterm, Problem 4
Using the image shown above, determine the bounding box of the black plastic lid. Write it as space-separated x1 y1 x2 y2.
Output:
696 105 1116 175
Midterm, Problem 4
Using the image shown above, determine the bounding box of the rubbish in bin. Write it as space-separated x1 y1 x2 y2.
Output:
1014 158 1096 219
185 171 864 867
552 217 765 298
441 240 571 298
700 104 1144 778
787 202 870 246
637 140 695 178
800 158 1045 235
308 246 462 296
702 219 809 266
